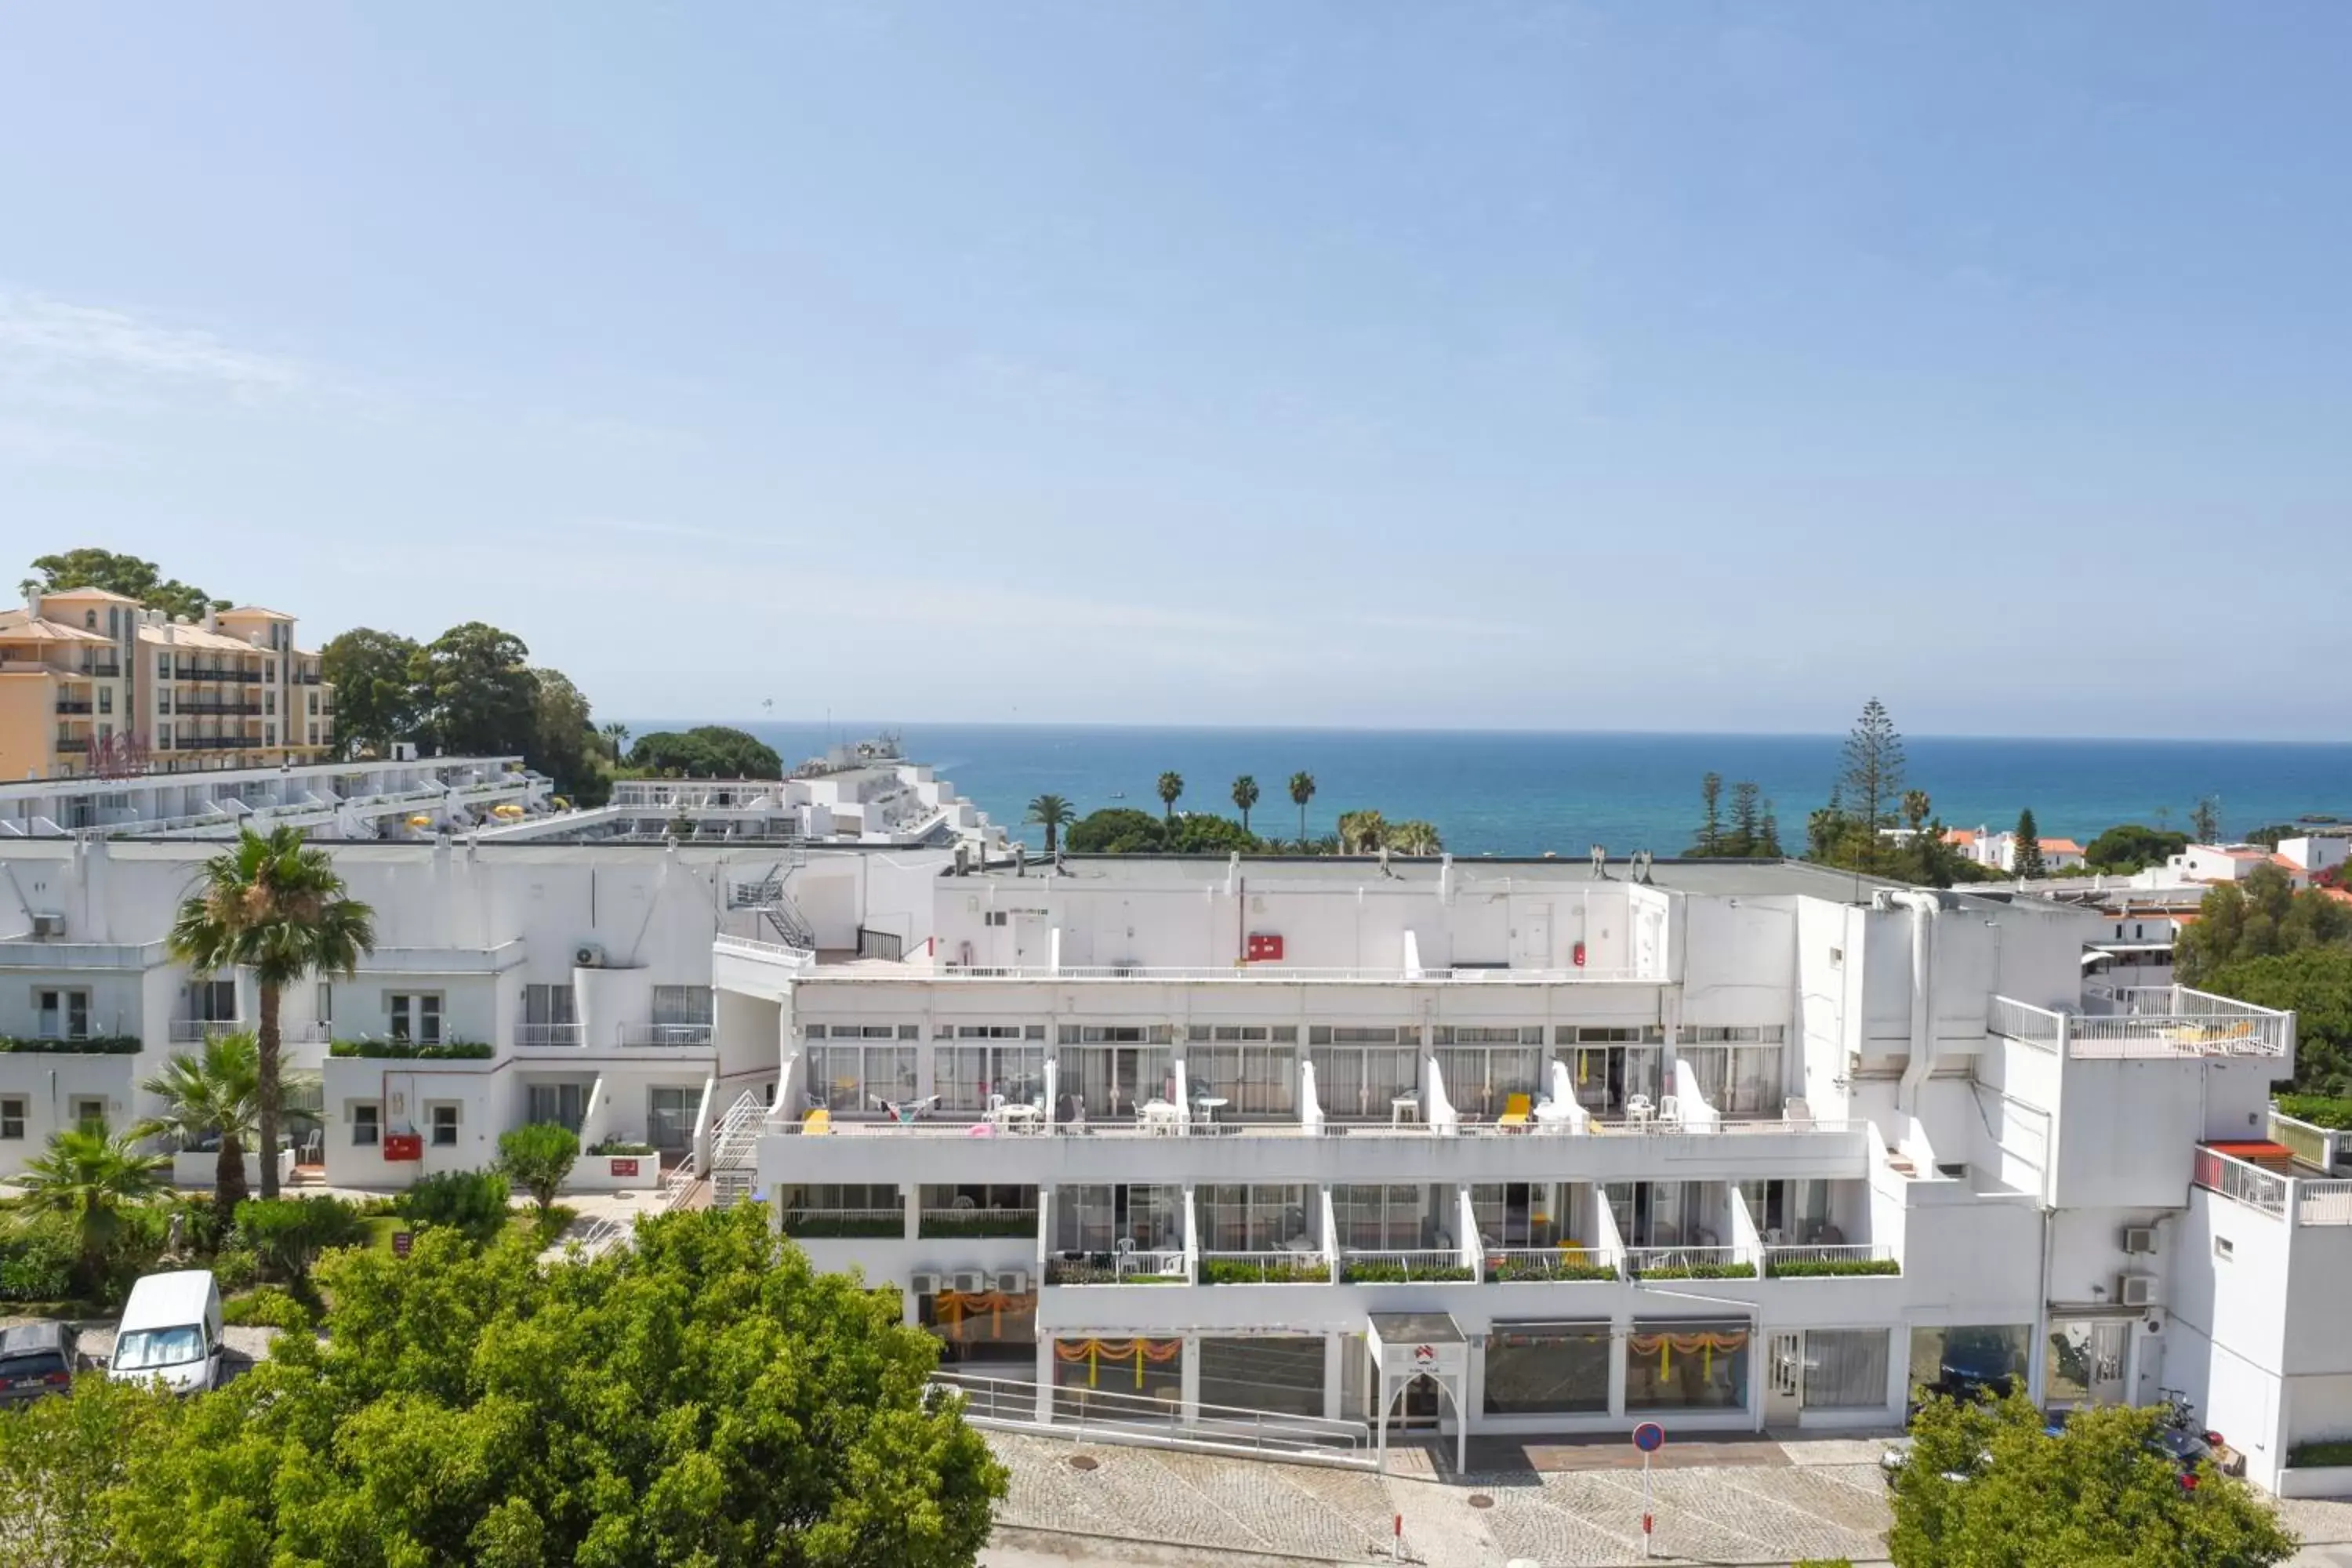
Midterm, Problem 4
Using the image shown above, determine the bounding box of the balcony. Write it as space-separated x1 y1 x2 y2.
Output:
1198 1249 1330 1285
169 1019 245 1044
55 738 89 753
1993 989 2292 1059
2190 1143 2352 1226
1337 1249 1475 1283
917 1205 1039 1240
174 700 262 717
54 700 93 715
80 662 121 678
1622 1244 1756 1280
780 1205 904 1239
616 1022 713 1047
1483 1245 1619 1283
1044 1251 1187 1285
514 1023 585 1048
1762 1242 1899 1278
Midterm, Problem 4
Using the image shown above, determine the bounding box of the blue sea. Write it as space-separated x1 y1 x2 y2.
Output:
619 723 2352 859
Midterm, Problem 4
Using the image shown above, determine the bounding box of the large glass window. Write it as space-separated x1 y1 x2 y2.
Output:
1679 1030 1786 1116
1308 1031 1417 1118
1737 1179 1838 1244
1471 1183 1564 1247
1486 1323 1611 1415
1053 1338 1183 1415
1803 1329 1891 1410
1200 1337 1324 1417
1060 1044 1171 1119
1199 1185 1311 1251
1333 1184 1432 1250
1554 1029 1664 1117
1434 1030 1544 1116
804 1042 917 1112
1625 1320 1749 1411
652 985 713 1025
1052 1185 1183 1254
1187 1027 1298 1117
1907 1325 2031 1399
920 1288 1036 1367
936 1040 1046 1113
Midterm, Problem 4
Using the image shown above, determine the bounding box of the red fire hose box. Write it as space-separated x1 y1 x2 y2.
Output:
383 1133 424 1161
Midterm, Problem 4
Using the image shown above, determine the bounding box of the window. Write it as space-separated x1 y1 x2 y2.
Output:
317 981 332 1025
158 691 171 714
97 687 112 714
527 1081 590 1131
1486 1323 1612 1414
935 1042 1046 1113
308 692 319 715
0 1097 24 1139
652 985 714 1026
1434 1043 1543 1116
1187 1037 1297 1116
983 910 1009 927
387 993 443 1044
264 691 275 715
265 724 276 746
70 1097 107 1134
804 1042 917 1112
350 1103 380 1145
1908 1325 2031 1396
1308 1025 1400 1044
1058 1024 1171 1044
156 652 169 679
1804 1330 1891 1410
1433 1025 1544 1044
522 983 577 1038
188 978 236 1022
1199 1338 1324 1418
1198 1184 1308 1250
430 1104 459 1147
1626 1319 1749 1411
1333 1183 1429 1249
2215 1236 2234 1261
34 987 90 1040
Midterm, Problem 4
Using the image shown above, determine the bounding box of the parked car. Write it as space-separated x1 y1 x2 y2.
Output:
0 1322 80 1405
105 1269 225 1395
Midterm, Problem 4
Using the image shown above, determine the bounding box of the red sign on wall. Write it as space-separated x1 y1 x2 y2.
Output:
611 1158 640 1178
1246 932 1284 962
382 1133 423 1161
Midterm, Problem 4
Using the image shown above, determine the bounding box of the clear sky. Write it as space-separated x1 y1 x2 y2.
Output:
3 4 2347 738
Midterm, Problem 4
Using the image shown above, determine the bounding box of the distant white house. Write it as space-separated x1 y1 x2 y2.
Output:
2165 837 2347 890
1944 826 2085 874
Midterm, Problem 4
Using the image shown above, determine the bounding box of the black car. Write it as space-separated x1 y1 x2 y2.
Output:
0 1322 79 1405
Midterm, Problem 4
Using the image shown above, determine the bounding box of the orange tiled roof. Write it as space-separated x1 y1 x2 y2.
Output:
2042 838 2083 854
0 610 116 643
1943 828 1977 845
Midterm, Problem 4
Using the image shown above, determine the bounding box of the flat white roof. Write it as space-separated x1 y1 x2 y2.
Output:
119 1269 215 1330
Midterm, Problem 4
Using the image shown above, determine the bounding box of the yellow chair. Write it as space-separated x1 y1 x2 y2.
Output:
803 1108 833 1136
1497 1093 1533 1130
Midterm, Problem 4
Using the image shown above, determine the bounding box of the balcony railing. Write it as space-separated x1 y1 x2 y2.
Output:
1994 989 2292 1059
514 1023 585 1047
80 662 121 678
917 1206 1039 1240
1198 1249 1330 1284
1624 1244 1755 1279
617 1022 714 1047
920 963 1643 985
2194 1146 2288 1218
1338 1249 1475 1283
1763 1243 1899 1277
1044 1249 1188 1284
55 738 89 753
54 700 93 715
169 1019 246 1043
779 1207 905 1238
1483 1246 1618 1282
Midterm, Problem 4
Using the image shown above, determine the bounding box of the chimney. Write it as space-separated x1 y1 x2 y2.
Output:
202 606 217 633
23 586 38 616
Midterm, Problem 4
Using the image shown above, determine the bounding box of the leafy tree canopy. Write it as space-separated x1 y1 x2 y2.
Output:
319 627 423 758
1169 812 1258 854
1066 808 1167 855
497 1121 579 1214
528 668 608 806
409 622 539 759
2206 946 2352 1098
626 726 784 779
24 548 227 622
2084 823 2189 873
2176 865 2352 985
1888 1392 2293 1568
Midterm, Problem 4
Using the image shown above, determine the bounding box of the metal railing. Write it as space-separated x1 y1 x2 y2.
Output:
917 1206 1039 1239
1994 991 2292 1059
913 963 1644 984
1044 1248 1188 1285
2270 1109 2342 1173
1197 1248 1330 1283
1483 1245 1618 1281
169 1018 245 1043
931 1370 1370 1465
2194 1146 2288 1218
618 1022 714 1047
779 1206 906 1238
1763 1242 1897 1273
1338 1248 1473 1283
1624 1243 1748 1276
1990 996 2064 1050
762 1112 1859 1141
2299 1181 2352 1226
514 1023 585 1047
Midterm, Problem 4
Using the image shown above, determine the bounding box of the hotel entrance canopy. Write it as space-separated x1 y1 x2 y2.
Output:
1367 1312 1467 1473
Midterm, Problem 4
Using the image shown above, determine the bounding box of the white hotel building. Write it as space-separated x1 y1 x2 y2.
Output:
6 802 2352 1490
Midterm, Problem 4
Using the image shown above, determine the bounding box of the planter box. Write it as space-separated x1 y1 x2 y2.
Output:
2279 1465 2352 1499
561 1153 661 1193
170 1148 296 1189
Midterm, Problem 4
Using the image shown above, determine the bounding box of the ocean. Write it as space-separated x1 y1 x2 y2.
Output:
619 723 2352 859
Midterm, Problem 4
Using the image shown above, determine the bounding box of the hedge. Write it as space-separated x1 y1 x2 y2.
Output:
1488 1256 1617 1283
1634 1261 1758 1280
1200 1258 1328 1285
0 1034 140 1054
2290 1439 2352 1468
780 1213 904 1239
330 1039 495 1059
2275 1094 2352 1131
1769 1257 1901 1278
1341 1261 1476 1283
916 1212 1040 1240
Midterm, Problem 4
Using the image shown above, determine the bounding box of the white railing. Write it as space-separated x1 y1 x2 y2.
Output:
779 1206 905 1236
1991 991 2292 1059
1989 997 2064 1050
931 1370 1370 1465
918 1206 1040 1237
2299 1181 2352 1227
169 1019 245 1043
2195 1146 2289 1218
1196 1248 1330 1283
1483 1245 1618 1282
902 964 1644 984
1763 1242 1897 1273
761 1111 1858 1141
1624 1243 1748 1276
618 1023 714 1047
1338 1249 1474 1282
713 934 817 965
514 1023 585 1047
2271 1109 2345 1173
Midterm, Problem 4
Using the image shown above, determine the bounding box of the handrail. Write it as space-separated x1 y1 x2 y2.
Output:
2299 1181 2352 1226
930 1370 1370 1462
514 1023 585 1047
617 1022 714 1047
1338 1247 1472 1282
1483 1245 1617 1281
1196 1247 1329 1283
1764 1242 1896 1270
2194 1146 2288 1218
1625 1243 1745 1275
906 963 1646 984
760 1112 1860 1140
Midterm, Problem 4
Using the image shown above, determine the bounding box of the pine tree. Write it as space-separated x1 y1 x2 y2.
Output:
2190 795 2223 845
1837 698 1907 873
1693 773 1725 856
2013 808 2047 879
1728 781 1763 857
1758 800 1784 858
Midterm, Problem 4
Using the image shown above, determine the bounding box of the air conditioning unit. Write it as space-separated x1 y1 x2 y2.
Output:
30 913 65 939
950 1269 987 1294
996 1269 1029 1294
2118 1273 2161 1308
909 1271 942 1297
2122 1225 2159 1255
573 942 605 968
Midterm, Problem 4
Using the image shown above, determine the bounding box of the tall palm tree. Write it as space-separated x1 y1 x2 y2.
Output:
1025 794 1076 855
1388 819 1443 855
7 1129 167 1289
601 720 631 763
169 826 376 1200
1289 771 1316 840
1156 771 1184 822
1338 809 1388 855
1231 775 1260 834
133 1032 260 1231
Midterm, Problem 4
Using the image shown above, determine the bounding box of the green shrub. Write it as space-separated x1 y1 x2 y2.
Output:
0 1034 141 1054
1487 1255 1617 1283
1634 1261 1757 1280
401 1170 512 1242
0 1223 78 1301
1769 1257 1901 1278
328 1039 495 1060
781 1212 903 1239
587 1138 655 1156
1340 1261 1477 1283
2290 1439 2352 1468
497 1122 581 1213
1200 1258 1327 1285
2275 1095 2352 1131
916 1211 1040 1240
234 1196 369 1284
223 1284 314 1330
165 1192 229 1256
209 1246 261 1290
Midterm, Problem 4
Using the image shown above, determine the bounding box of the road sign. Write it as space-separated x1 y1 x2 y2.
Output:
1632 1423 1664 1556
1632 1421 1665 1452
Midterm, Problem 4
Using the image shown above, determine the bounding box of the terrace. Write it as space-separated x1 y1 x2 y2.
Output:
1991 988 2293 1059
2194 1143 2352 1227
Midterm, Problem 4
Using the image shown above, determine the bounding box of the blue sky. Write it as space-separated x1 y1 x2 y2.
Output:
3 4 2347 737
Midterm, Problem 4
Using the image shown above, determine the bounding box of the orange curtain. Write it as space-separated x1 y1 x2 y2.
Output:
1626 1330 1748 1378
1054 1337 1184 1388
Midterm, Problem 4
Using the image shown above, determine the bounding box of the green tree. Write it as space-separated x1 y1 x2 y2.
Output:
1156 770 1184 822
1338 809 1388 854
409 622 539 758
1289 771 1316 840
2084 824 2189 873
401 1169 514 1244
1065 808 1167 855
23 548 225 622
496 1123 580 1214
1387 819 1443 855
2191 795 2224 844
1807 788 1853 863
2174 864 2352 983
317 627 422 758
1758 798 1783 858
169 826 377 1200
0 1370 172 1568
528 668 607 805
1888 1392 2293 1568
1231 775 1261 833
626 726 783 777
1167 812 1259 854
2014 809 2048 879
1837 698 1906 873
1025 793 1076 855
132 1032 260 1233
2207 947 2352 1096
232 1196 367 1289
1726 780 1763 856
101 1207 1008 1567
4 1129 166 1291
599 720 630 762
1693 772 1725 855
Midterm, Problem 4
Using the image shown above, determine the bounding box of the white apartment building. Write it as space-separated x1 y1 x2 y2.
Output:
0 753 551 840
1945 826 2085 874
6 831 2347 1491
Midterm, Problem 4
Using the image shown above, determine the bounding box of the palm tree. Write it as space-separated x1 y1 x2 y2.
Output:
133 1032 260 1231
1338 809 1388 855
601 721 631 763
1289 771 1316 840
1388 819 1444 855
1231 775 1261 834
1025 794 1076 855
169 826 376 1200
1156 771 1184 822
8 1129 167 1289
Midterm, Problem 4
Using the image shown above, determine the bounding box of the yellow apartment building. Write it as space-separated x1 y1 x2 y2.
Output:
0 586 336 782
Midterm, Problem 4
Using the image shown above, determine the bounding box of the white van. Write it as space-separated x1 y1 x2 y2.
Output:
107 1269 226 1394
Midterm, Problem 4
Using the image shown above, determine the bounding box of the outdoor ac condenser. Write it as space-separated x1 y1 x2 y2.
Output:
909 1272 941 1296
950 1269 987 1294
996 1269 1029 1294
2121 1225 2158 1254
2118 1273 2160 1308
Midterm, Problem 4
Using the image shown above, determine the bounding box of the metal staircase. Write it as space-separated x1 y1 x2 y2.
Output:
707 1091 767 1208
733 848 816 951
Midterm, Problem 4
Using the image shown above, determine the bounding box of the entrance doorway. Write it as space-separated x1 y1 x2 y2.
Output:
648 1087 697 1154
1385 1374 1443 1432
